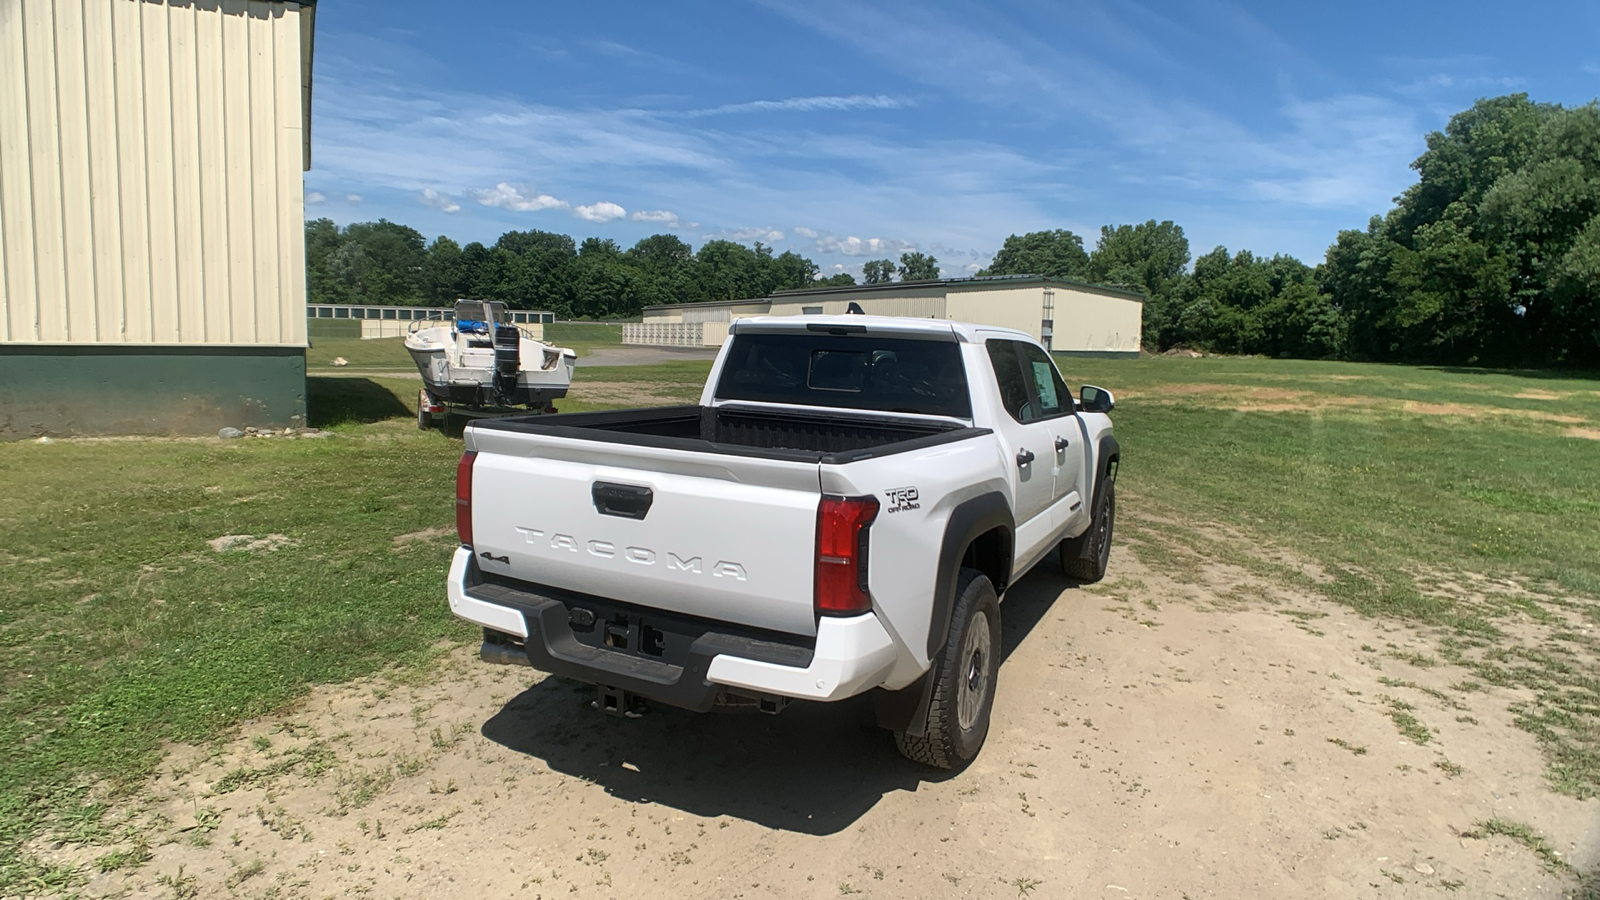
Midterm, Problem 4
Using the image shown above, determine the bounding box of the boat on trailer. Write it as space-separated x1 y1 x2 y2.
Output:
404 300 576 429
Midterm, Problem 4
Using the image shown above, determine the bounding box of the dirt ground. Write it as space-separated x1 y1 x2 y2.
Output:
578 347 721 367
61 543 1597 900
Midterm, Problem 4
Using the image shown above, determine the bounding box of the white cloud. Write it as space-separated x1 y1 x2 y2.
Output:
419 188 461 213
792 226 819 238
573 201 627 222
306 191 326 204
807 232 914 258
345 194 362 205
474 183 569 212
631 209 682 227
684 94 906 117
706 226 785 244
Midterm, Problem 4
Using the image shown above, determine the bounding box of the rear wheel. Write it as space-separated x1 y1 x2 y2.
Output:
1061 480 1115 583
417 390 433 430
894 568 1000 769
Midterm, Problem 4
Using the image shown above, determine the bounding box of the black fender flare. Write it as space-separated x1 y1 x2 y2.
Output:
874 491 1013 736
1095 434 1120 497
1060 434 1119 561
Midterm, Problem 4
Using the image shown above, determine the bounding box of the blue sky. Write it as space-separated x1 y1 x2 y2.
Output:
305 1 1600 278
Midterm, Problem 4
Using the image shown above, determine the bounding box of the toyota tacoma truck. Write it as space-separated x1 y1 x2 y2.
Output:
446 314 1118 768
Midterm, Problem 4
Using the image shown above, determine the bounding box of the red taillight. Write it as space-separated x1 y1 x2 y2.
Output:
815 494 879 616
455 450 477 547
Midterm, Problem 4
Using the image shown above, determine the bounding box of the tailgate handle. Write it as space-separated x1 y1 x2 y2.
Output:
592 482 654 520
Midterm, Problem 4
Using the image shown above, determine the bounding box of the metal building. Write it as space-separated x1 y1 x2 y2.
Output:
0 0 315 437
629 275 1144 357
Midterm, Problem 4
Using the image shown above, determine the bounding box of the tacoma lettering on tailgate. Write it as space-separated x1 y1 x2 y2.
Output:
513 527 747 581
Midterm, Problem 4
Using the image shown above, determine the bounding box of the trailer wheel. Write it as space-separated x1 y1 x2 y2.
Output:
416 390 432 430
894 567 1000 769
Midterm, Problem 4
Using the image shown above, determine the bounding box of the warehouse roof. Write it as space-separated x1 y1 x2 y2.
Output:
642 274 1145 313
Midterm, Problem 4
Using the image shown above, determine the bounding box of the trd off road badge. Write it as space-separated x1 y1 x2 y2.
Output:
884 486 920 513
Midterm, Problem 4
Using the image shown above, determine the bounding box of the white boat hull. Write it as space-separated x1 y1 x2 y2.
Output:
404 325 576 409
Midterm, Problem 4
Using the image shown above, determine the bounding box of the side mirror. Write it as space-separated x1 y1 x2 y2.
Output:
1079 385 1115 414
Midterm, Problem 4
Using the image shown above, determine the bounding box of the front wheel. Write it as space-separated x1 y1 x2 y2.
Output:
1061 479 1115 583
894 568 1001 769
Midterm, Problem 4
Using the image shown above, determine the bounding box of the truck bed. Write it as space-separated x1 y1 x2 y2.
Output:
472 404 989 463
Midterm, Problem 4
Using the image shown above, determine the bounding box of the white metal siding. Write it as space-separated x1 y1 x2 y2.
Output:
1051 289 1143 353
944 287 1047 341
0 0 309 346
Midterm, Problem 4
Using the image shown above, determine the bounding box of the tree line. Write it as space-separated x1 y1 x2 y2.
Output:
306 225 842 318
308 94 1597 367
306 214 955 319
982 94 1600 367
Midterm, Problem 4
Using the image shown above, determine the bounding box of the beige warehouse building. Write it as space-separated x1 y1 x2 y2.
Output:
629 275 1144 357
0 0 315 437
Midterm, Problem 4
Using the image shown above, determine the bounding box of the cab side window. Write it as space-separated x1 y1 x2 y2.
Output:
985 339 1036 422
1017 342 1073 419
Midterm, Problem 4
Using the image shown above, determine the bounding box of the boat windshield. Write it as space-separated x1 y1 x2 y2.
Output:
453 300 509 335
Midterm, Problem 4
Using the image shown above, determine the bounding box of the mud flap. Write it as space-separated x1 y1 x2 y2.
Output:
873 669 936 737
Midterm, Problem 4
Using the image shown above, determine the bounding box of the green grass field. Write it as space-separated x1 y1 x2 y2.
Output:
543 321 624 355
304 336 417 374
2 354 1597 890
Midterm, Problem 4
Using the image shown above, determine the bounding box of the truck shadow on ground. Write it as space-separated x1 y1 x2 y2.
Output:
480 561 1077 835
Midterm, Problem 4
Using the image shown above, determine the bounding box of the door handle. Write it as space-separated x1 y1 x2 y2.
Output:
1016 448 1035 467
1054 436 1069 452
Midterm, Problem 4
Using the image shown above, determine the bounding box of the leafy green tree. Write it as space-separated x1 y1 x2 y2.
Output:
341 220 428 305
981 229 1089 278
420 236 469 305
1086 220 1190 350
1087 220 1190 296
304 218 347 304
1321 94 1599 366
898 251 940 281
862 259 896 284
1168 246 1339 357
323 241 370 305
626 234 695 273
694 240 766 301
495 230 577 311
1478 103 1600 364
774 250 821 290
815 272 857 287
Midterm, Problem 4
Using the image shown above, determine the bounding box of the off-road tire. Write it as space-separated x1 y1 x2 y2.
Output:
894 567 1000 769
1061 479 1115 583
416 390 432 431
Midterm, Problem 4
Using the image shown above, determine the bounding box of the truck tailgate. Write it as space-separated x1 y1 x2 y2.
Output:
467 428 822 637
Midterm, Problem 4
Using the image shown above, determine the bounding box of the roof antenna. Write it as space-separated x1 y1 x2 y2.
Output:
846 301 865 315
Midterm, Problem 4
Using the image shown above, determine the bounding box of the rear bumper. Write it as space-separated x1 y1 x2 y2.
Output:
446 547 899 709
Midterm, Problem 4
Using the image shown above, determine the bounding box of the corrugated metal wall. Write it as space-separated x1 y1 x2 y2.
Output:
1051 289 1143 353
0 0 309 347
945 287 1046 341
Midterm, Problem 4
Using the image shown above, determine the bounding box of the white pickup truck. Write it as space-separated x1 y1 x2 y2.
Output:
446 315 1119 768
